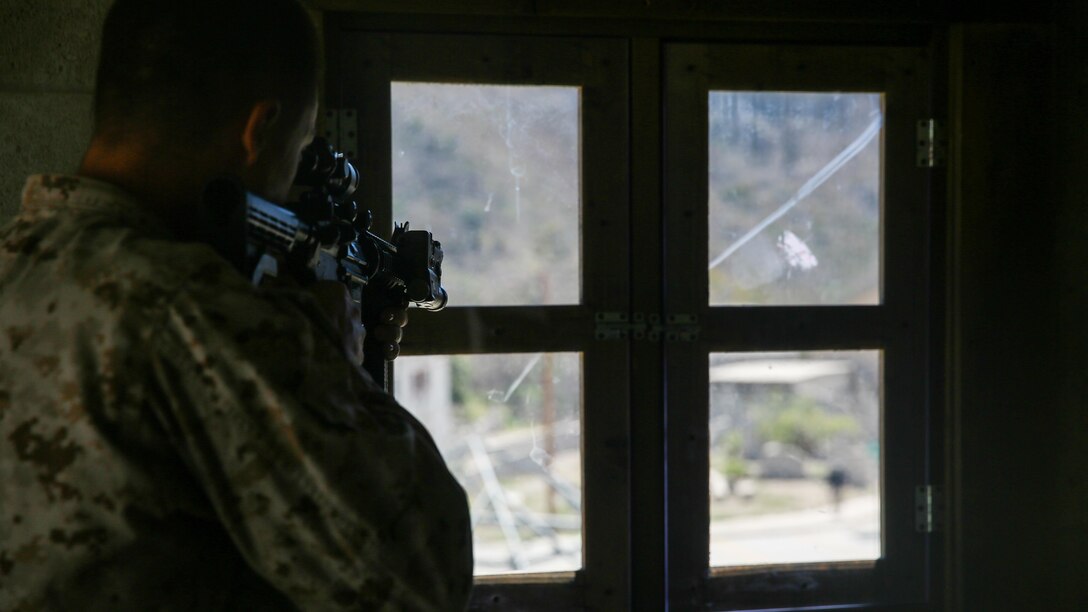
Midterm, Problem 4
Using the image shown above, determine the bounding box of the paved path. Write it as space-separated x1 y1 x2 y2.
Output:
711 494 880 566
471 494 880 575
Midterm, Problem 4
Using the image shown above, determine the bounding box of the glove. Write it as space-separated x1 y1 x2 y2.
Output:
369 302 409 361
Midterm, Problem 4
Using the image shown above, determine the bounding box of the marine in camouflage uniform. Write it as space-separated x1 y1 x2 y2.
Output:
0 174 474 610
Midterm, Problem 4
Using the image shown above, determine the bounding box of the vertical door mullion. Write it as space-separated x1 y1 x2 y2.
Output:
630 37 668 612
580 39 633 612
879 45 934 601
663 43 713 610
346 34 393 237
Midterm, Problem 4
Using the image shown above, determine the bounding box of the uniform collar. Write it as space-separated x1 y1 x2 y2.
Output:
20 174 173 237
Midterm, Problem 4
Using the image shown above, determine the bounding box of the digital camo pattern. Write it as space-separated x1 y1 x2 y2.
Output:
0 175 473 611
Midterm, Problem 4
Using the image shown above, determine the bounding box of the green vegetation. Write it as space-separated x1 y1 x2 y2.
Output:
755 393 860 458
716 431 749 489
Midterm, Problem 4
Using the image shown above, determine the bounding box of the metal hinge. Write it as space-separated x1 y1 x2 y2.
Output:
650 313 700 342
916 119 947 168
915 485 944 533
323 108 359 159
594 312 646 341
594 313 699 342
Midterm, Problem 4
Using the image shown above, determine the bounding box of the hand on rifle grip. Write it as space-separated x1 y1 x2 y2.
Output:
368 304 409 361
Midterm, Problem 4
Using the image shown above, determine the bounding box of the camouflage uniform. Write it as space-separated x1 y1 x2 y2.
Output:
0 175 473 611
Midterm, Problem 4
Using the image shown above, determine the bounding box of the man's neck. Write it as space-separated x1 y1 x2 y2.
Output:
78 136 235 241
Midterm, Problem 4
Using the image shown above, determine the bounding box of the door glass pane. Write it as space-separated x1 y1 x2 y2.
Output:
391 83 581 306
395 352 583 575
708 92 883 305
709 350 881 566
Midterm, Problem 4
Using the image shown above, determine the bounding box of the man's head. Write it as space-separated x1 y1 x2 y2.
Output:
87 0 320 202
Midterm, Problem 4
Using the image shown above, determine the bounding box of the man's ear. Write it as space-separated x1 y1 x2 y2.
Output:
240 100 282 166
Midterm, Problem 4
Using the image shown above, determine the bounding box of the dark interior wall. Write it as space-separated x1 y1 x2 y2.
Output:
952 11 1085 609
950 23 1061 609
1052 2 1088 608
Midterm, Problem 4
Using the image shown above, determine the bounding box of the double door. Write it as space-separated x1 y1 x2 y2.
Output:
333 26 939 611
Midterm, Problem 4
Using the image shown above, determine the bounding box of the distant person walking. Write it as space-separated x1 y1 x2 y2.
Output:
827 467 848 513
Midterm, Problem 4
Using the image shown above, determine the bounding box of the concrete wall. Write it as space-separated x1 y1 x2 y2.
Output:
0 0 110 222
0 1 325 225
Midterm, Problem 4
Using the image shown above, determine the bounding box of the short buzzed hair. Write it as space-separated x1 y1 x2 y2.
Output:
92 0 320 144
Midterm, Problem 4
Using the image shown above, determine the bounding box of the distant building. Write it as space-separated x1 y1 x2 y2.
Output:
395 355 455 453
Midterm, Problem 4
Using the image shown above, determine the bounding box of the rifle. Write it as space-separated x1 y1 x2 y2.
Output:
201 138 447 387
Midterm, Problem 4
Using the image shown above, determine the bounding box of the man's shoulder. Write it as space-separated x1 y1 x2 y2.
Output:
1 184 255 334
0 174 323 360
109 231 251 299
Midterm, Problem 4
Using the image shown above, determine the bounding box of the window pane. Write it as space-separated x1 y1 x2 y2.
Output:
394 353 583 575
708 92 882 305
391 83 581 306
709 351 881 566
